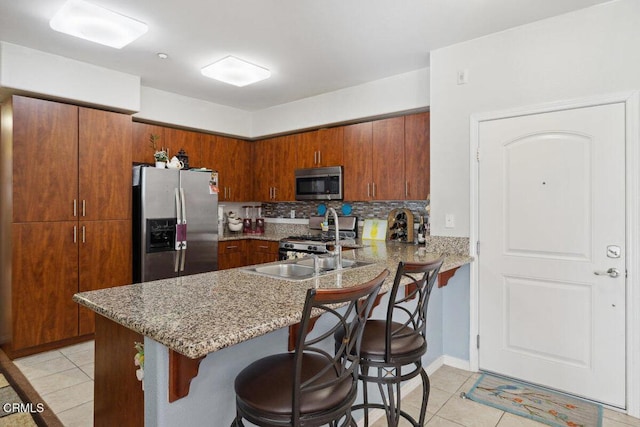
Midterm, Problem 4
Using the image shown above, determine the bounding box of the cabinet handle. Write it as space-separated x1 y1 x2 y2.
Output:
73 226 77 243
226 245 238 250
318 151 321 165
258 245 268 249
367 183 370 198
82 226 86 243
372 183 376 198
405 181 409 197
273 187 277 200
82 200 86 217
73 199 77 217
228 187 232 200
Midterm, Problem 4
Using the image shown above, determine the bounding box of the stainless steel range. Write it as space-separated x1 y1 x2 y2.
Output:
279 216 358 259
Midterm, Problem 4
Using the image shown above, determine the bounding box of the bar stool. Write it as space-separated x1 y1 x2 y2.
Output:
348 257 444 427
233 269 390 427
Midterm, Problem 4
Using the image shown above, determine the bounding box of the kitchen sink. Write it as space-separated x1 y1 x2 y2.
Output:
253 263 316 278
295 257 359 270
242 256 374 281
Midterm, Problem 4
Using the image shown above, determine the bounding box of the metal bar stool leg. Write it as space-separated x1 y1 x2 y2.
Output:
419 365 430 426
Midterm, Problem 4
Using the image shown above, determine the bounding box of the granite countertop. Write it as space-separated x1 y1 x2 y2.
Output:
73 241 472 359
219 230 284 241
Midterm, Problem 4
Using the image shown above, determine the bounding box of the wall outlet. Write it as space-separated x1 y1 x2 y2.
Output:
445 214 455 228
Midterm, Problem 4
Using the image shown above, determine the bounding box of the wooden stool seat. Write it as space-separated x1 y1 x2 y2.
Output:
235 353 353 416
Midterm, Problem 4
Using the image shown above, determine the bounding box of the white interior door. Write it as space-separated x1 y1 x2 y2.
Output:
478 102 626 407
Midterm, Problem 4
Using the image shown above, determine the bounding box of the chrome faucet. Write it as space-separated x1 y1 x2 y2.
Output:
311 253 320 276
324 207 342 269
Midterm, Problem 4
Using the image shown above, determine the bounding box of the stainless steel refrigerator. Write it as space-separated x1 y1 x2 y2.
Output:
133 165 218 283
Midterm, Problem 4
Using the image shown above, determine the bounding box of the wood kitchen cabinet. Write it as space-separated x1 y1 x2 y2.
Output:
11 222 79 350
218 240 247 270
79 220 132 335
1 95 133 357
372 116 405 200
133 123 204 169
12 97 79 222
246 240 279 265
218 239 280 270
164 127 203 169
343 117 407 201
205 135 253 201
253 135 297 201
404 112 430 200
296 128 343 169
79 107 132 220
11 97 132 223
132 122 165 164
343 122 373 201
344 115 426 201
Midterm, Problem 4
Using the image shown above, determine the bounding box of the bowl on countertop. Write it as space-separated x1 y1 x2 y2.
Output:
228 220 243 232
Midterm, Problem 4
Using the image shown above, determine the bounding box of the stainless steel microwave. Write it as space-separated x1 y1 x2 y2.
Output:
295 166 343 200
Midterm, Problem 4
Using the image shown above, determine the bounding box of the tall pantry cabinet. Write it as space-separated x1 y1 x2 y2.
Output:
0 95 132 358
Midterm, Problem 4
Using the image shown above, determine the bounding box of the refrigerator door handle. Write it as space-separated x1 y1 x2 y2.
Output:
175 189 182 250
180 246 186 272
180 187 187 249
174 250 181 273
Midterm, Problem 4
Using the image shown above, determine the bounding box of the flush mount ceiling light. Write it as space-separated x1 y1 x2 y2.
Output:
201 56 271 87
50 0 148 49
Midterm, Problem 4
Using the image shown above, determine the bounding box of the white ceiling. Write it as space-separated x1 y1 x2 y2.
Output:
0 0 613 111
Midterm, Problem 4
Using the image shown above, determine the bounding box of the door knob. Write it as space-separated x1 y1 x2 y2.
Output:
594 268 620 278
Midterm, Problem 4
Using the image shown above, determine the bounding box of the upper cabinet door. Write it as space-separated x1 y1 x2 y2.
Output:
12 96 79 222
296 131 318 169
207 136 253 201
372 117 405 200
79 108 132 221
296 128 344 169
132 122 165 165
223 137 253 201
343 122 373 201
317 127 343 167
253 135 297 201
404 112 430 200
273 134 297 201
253 138 276 202
164 128 202 169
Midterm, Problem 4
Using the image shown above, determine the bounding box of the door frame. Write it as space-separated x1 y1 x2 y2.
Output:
468 91 640 417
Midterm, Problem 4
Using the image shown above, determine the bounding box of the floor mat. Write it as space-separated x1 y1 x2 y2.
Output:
463 373 602 427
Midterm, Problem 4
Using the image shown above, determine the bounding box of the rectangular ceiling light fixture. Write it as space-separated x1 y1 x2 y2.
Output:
201 56 271 87
50 0 148 49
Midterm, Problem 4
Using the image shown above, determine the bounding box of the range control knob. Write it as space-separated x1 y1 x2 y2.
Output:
307 245 317 251
283 243 294 249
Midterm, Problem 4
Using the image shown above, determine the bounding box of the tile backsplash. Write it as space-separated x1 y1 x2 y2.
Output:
262 200 430 224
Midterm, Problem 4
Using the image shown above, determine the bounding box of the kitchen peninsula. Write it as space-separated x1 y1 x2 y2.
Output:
73 238 472 426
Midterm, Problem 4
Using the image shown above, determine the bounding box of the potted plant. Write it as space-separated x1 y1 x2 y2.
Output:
150 134 168 168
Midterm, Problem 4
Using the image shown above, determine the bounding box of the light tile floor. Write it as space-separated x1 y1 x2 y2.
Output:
14 341 94 427
13 343 640 427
